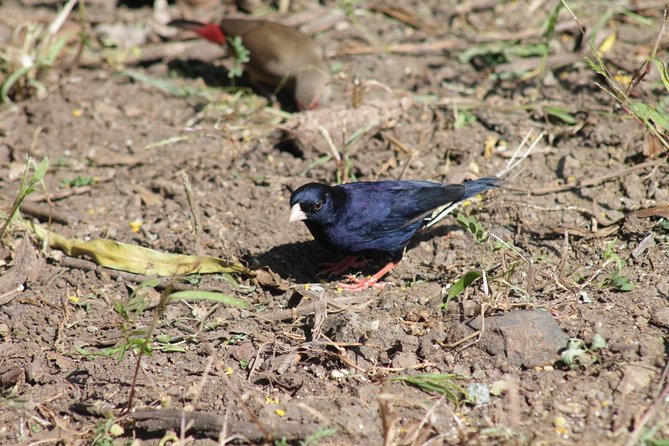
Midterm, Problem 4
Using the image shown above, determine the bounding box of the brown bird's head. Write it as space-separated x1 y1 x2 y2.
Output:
295 67 331 111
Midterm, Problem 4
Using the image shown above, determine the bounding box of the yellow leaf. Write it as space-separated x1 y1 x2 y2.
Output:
225 366 233 375
129 220 142 233
29 222 252 277
553 416 568 435
484 135 498 159
598 33 616 55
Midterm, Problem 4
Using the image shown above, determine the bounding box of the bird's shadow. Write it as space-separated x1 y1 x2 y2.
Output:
167 59 239 89
247 224 460 284
167 59 300 112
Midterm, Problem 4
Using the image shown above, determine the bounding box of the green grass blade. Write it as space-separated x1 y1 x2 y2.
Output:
169 290 248 308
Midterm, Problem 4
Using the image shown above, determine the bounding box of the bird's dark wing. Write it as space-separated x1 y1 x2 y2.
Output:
338 181 466 237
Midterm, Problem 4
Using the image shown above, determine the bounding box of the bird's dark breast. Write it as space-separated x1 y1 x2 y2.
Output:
305 219 424 257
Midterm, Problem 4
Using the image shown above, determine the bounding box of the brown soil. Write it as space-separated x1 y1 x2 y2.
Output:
1 0 668 445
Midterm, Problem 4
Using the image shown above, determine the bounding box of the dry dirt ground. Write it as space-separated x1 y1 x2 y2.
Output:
1 0 669 445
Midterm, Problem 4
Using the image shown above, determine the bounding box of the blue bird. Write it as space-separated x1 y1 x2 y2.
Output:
289 177 501 291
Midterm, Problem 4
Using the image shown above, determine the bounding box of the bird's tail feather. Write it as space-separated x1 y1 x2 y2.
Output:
462 177 502 199
168 19 227 45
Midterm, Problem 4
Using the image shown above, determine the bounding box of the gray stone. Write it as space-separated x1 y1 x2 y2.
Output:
651 307 669 328
391 351 418 369
467 310 569 368
615 364 655 396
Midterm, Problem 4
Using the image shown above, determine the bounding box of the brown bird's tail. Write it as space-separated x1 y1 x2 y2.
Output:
168 19 226 45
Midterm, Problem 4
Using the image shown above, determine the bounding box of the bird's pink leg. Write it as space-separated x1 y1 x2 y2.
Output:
338 262 397 291
316 256 368 278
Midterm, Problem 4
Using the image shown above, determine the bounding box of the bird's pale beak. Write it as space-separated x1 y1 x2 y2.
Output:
289 203 307 223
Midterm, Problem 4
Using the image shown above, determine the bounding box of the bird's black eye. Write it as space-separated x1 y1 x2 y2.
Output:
313 201 323 211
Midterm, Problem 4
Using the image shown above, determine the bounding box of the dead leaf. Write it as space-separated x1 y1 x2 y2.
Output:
642 132 663 157
133 185 163 207
29 222 252 277
630 204 669 219
254 268 288 291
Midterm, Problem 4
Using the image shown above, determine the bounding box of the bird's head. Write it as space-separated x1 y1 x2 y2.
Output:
289 183 337 224
295 68 331 111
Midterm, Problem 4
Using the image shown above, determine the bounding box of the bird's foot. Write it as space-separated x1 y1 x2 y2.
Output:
316 256 368 278
338 274 386 291
336 261 397 292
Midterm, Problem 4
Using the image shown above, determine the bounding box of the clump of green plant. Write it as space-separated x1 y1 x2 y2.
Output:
582 5 669 153
559 334 607 368
393 373 468 406
60 175 95 188
0 156 49 240
456 213 487 243
0 0 78 103
454 108 477 129
228 36 250 81
439 213 489 307
600 239 634 292
77 279 161 360
457 1 562 80
90 418 124 446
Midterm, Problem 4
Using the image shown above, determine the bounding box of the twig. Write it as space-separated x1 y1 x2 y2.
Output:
19 202 71 225
402 397 443 445
335 39 462 56
79 41 226 68
124 281 175 414
297 9 347 35
26 185 93 202
378 390 398 446
317 126 341 162
370 5 438 34
496 130 544 179
181 172 203 255
48 0 77 35
521 159 666 194
625 4 669 95
0 285 24 306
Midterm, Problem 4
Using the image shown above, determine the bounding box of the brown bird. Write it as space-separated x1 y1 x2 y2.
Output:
168 18 330 110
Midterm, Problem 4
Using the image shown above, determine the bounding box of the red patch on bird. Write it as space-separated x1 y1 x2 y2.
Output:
195 23 226 45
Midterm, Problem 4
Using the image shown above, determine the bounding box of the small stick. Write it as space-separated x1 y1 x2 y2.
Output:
0 285 23 306
79 41 226 68
124 281 175 414
521 159 666 194
335 39 462 56
19 202 71 225
181 172 203 255
370 5 438 34
625 4 669 95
